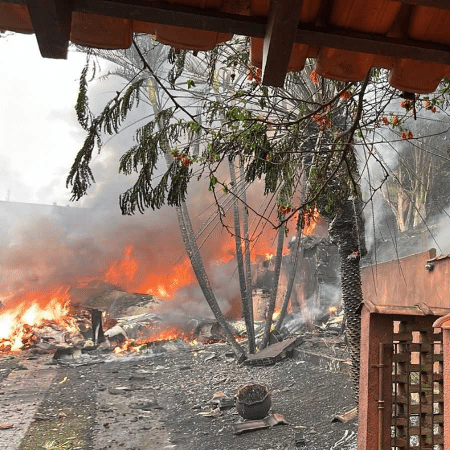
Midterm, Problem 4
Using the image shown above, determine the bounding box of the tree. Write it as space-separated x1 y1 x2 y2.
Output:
68 36 450 395
376 114 450 232
72 39 246 360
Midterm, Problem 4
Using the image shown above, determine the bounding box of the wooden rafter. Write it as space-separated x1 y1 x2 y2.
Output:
27 0 72 59
261 0 302 87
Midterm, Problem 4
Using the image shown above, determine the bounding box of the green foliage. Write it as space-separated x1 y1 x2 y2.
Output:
75 63 91 131
73 38 439 229
67 74 147 200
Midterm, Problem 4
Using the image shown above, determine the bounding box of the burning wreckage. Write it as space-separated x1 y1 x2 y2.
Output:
0 208 343 361
0 238 344 362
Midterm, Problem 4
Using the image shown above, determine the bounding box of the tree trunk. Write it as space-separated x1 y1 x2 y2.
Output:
240 160 256 352
328 198 366 401
275 163 307 331
229 159 255 353
154 93 245 361
261 220 285 349
176 201 246 361
275 213 302 332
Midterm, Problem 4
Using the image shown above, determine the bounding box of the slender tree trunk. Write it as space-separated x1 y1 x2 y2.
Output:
152 88 245 361
261 220 286 349
240 160 255 352
275 162 307 331
275 214 302 332
229 159 255 353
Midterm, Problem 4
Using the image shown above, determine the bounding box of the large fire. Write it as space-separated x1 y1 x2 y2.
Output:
0 205 326 354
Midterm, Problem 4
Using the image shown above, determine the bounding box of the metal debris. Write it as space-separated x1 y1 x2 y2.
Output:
231 413 288 435
209 391 235 410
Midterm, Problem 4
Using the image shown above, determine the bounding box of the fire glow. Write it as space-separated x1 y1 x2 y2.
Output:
113 327 195 354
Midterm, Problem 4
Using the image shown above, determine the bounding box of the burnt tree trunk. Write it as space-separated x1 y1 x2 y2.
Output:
261 220 286 349
275 165 307 331
275 214 302 332
158 108 245 361
328 198 366 400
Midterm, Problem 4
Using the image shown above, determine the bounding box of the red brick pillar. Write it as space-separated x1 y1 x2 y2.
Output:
443 328 450 450
358 306 393 450
435 314 450 450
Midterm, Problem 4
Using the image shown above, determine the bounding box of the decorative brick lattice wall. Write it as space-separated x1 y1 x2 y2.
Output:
391 319 444 450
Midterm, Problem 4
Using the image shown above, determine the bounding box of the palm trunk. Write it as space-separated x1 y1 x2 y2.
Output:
328 198 366 401
229 159 255 353
261 220 286 349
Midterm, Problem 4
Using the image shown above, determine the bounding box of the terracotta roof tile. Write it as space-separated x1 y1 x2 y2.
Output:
2 0 450 92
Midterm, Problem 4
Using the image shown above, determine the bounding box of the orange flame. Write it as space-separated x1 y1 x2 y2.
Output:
105 245 138 287
0 287 75 352
328 306 338 317
139 259 194 299
113 326 193 354
302 206 321 236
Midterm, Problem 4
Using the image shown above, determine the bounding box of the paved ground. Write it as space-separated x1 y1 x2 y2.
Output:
0 341 357 450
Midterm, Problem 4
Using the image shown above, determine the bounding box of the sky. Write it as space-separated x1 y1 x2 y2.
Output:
0 33 88 205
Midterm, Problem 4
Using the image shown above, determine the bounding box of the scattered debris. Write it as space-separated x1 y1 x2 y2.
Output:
245 336 304 366
52 347 82 361
130 401 163 411
91 308 105 345
332 407 358 423
104 324 128 345
294 431 306 447
0 423 13 430
231 413 288 435
209 391 235 410
198 408 222 418
329 430 357 450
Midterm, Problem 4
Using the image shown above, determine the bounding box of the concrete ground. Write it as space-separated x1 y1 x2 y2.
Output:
0 341 357 450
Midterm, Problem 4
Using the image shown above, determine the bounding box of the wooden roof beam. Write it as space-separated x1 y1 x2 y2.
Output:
295 23 450 65
261 0 302 87
393 0 450 10
27 0 72 59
